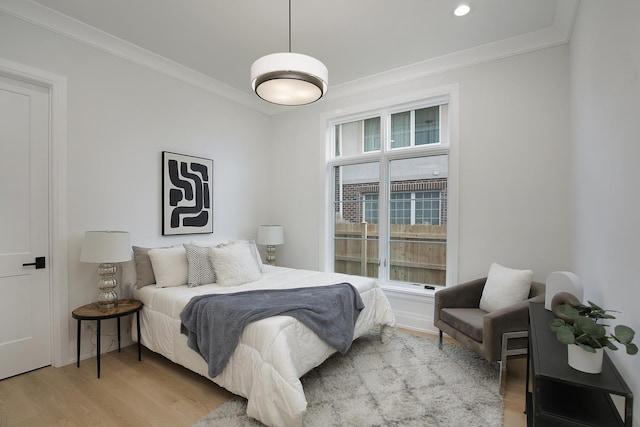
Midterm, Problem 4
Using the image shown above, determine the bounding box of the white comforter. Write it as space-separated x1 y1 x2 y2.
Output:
132 266 396 427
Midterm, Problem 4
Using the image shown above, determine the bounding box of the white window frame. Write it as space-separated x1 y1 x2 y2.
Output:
321 85 459 290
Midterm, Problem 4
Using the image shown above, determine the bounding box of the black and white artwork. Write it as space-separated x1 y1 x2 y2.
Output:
162 151 213 235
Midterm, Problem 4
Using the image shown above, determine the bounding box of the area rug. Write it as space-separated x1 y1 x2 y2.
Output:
193 330 503 427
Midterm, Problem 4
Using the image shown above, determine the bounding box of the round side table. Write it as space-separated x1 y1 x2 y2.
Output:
72 299 143 378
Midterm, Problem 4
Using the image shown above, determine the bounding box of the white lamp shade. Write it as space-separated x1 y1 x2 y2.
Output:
80 231 132 263
257 225 284 246
251 52 328 106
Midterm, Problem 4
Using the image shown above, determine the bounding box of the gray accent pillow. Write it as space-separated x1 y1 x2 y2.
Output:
133 246 156 288
184 243 216 287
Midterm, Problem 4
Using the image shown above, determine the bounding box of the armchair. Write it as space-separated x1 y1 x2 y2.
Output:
434 277 545 364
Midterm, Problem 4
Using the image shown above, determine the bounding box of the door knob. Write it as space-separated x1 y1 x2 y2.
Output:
22 256 46 269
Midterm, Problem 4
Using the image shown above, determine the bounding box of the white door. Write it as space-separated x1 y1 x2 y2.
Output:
0 74 51 379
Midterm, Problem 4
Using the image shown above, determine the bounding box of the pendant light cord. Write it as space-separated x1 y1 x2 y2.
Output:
288 0 292 53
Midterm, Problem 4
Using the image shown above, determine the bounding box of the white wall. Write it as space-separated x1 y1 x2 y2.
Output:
269 45 573 332
271 46 573 283
0 11 271 362
570 1 640 423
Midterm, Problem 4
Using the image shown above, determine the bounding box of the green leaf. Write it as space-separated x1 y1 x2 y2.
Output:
558 304 580 320
614 325 635 344
556 326 576 345
605 340 618 351
626 343 638 355
577 318 605 339
575 334 589 344
549 319 565 332
576 342 596 353
587 301 603 311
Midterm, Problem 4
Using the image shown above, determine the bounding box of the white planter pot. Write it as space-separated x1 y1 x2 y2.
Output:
567 345 603 374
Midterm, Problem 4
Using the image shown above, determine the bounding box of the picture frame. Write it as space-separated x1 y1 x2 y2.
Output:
162 151 213 235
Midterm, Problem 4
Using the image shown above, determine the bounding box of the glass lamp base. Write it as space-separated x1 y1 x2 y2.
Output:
97 289 118 309
265 245 277 266
97 263 119 309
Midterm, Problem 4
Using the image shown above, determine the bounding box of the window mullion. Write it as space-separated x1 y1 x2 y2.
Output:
410 110 416 147
378 157 389 277
411 192 416 225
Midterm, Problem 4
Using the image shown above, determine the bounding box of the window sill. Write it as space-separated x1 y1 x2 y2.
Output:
380 282 443 298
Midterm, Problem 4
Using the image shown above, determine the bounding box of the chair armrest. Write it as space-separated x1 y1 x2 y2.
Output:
434 278 487 325
529 282 546 300
483 295 541 363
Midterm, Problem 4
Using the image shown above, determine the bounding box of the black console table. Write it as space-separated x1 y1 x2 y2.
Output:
527 302 633 426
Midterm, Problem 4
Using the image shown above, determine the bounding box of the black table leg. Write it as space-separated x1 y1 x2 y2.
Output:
96 319 101 379
117 316 121 352
76 319 81 367
136 311 141 361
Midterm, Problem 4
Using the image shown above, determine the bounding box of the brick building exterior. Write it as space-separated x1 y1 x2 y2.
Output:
336 178 448 225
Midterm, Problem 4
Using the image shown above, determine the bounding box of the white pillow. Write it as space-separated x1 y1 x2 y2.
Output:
208 241 262 287
479 263 533 312
230 239 266 272
148 247 188 288
191 239 229 247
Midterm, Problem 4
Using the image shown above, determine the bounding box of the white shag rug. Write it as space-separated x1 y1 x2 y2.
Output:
193 330 503 427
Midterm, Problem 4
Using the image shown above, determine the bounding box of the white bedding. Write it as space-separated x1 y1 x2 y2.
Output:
132 265 396 427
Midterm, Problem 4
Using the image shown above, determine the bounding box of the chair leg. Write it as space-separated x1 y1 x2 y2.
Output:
499 331 528 396
438 330 443 349
500 333 508 396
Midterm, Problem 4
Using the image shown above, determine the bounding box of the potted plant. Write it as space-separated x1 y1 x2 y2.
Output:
549 300 638 373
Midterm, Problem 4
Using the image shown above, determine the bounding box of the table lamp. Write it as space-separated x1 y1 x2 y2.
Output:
257 225 284 265
80 231 131 308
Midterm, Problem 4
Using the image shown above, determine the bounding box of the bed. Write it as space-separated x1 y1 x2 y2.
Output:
124 245 395 427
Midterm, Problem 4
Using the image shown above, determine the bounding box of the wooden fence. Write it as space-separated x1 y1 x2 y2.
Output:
334 222 446 285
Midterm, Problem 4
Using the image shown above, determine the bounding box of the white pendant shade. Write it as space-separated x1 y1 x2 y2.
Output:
251 52 328 106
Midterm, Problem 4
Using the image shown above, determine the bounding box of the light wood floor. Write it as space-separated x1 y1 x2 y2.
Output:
0 331 527 426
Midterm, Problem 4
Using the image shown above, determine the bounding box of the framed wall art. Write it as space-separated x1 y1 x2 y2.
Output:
162 151 213 235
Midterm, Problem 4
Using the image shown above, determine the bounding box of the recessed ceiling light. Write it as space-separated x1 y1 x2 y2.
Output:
454 4 471 17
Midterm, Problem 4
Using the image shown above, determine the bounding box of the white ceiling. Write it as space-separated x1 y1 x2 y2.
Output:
14 0 577 111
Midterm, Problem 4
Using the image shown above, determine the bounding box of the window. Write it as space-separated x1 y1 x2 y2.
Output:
328 98 454 288
416 191 441 225
334 117 381 157
391 106 441 148
363 193 379 224
388 191 442 225
364 118 380 152
390 192 411 224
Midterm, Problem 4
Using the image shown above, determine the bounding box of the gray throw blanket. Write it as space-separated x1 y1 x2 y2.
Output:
180 283 364 378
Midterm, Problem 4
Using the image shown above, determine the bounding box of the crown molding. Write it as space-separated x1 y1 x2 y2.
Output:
324 0 579 102
1 0 578 115
0 0 274 114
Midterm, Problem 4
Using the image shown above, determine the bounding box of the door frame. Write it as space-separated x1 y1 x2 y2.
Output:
0 58 69 368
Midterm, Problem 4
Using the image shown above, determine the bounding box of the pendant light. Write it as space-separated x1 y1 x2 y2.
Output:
251 0 328 106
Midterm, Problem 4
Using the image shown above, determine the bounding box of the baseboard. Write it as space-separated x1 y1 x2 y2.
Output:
382 288 439 335
66 334 136 366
